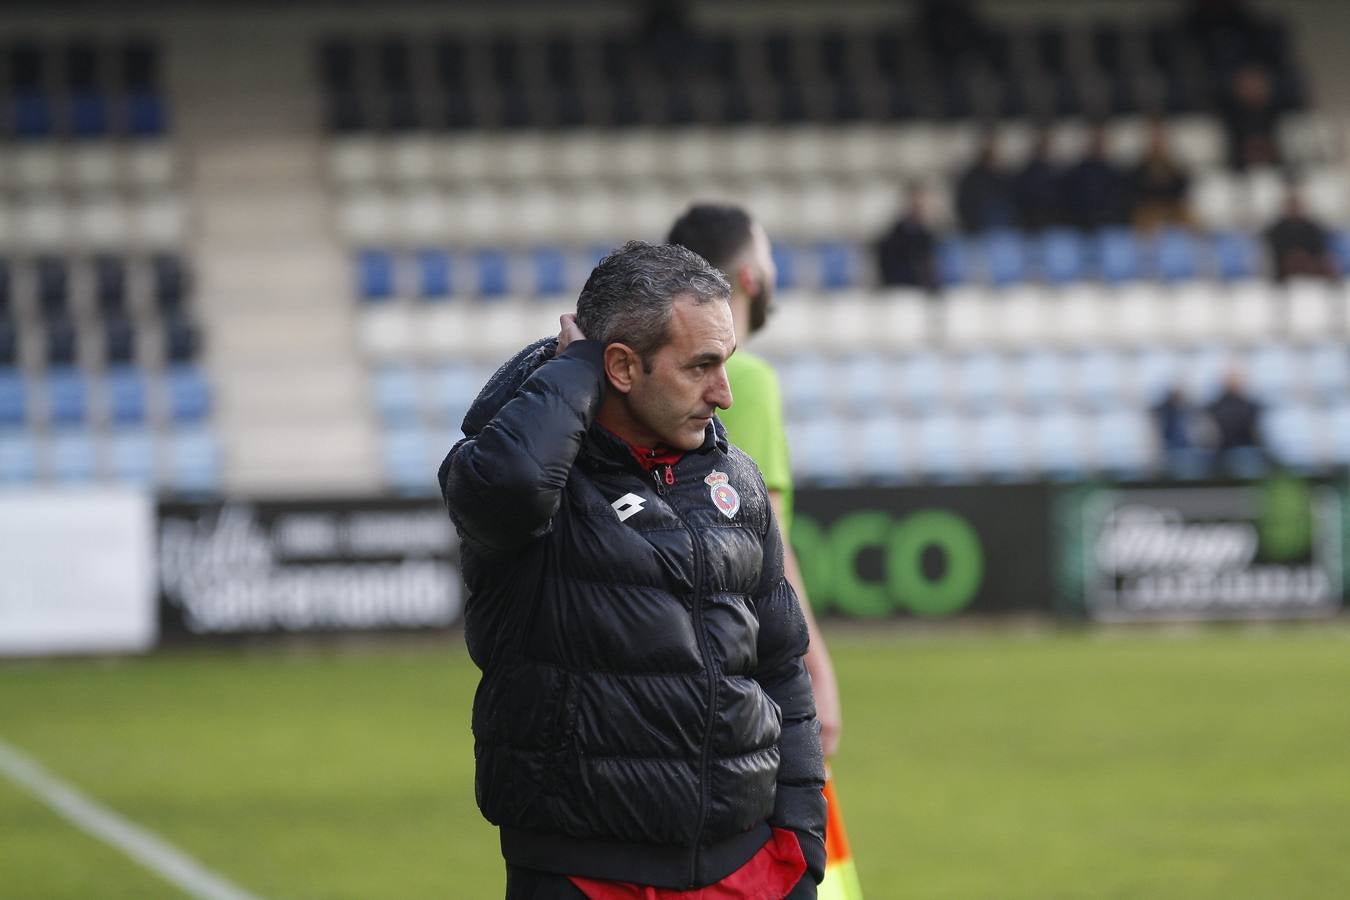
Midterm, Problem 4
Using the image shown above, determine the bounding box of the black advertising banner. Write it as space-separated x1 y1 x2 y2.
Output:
792 485 1056 618
157 499 460 638
1055 476 1347 621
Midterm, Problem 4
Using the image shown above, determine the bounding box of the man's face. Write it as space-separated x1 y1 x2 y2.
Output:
626 295 735 450
746 223 776 334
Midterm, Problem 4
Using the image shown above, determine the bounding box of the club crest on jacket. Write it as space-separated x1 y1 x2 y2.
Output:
705 470 740 519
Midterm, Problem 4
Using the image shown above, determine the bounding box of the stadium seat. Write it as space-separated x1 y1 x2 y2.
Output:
817 242 860 290
954 352 1009 411
427 363 481 427
1330 231 1350 277
104 366 149 424
0 430 38 483
1072 349 1127 410
835 353 894 414
983 230 1029 287
1090 407 1155 477
70 90 110 136
1302 343 1350 402
164 364 212 422
1284 279 1336 341
1246 343 1297 404
1016 350 1069 409
1111 284 1165 346
1212 231 1261 281
913 413 969 483
47 428 99 481
152 254 189 313
530 247 569 297
127 90 168 136
1328 402 1350 464
0 369 27 425
163 316 200 364
1029 407 1089 479
473 248 511 298
382 424 434 494
1168 283 1224 346
771 243 798 291
357 250 396 301
163 427 221 492
1038 228 1087 284
1178 345 1232 405
105 427 156 484
785 414 848 485
778 354 834 418
852 414 908 483
941 287 995 348
46 367 89 425
1095 228 1143 283
372 364 422 424
937 237 972 286
1152 227 1200 282
416 249 453 299
13 91 54 137
971 409 1029 480
1264 404 1323 470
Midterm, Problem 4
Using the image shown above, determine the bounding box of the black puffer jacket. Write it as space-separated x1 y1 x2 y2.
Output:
439 338 826 889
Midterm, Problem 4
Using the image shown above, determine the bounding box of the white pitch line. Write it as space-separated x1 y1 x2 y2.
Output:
0 736 264 900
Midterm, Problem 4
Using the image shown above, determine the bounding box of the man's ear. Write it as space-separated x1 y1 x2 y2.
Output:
603 343 640 394
736 262 760 298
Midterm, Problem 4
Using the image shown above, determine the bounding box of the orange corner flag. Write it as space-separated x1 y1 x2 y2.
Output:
818 777 864 900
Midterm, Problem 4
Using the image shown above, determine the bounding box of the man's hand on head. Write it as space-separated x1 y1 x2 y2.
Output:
557 313 587 354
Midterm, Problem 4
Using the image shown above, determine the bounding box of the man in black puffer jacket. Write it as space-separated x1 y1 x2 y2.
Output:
439 241 826 898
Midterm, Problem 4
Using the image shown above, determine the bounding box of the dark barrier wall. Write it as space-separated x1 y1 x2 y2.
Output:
792 485 1056 618
158 499 459 638
1055 475 1348 622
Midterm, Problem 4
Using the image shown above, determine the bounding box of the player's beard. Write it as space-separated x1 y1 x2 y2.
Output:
748 278 772 334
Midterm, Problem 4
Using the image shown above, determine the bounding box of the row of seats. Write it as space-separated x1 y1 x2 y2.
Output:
1 314 200 369
317 19 1304 131
1 39 167 138
348 229 1327 300
369 342 1349 437
0 191 186 249
785 401 1347 485
333 165 1350 248
0 425 218 490
0 252 189 317
0 364 210 427
356 284 1350 364
3 90 168 139
0 140 175 188
325 116 1340 185
375 397 1345 492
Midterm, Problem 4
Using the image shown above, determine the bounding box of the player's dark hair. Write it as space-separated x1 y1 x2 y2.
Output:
576 240 730 370
665 203 755 273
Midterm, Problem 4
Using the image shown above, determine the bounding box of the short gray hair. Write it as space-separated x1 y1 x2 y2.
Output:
576 240 731 368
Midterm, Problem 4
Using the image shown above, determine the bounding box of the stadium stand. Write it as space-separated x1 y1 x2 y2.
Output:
0 35 218 490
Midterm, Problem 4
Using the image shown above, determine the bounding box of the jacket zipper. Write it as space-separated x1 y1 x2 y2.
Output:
652 464 675 494
685 500 715 887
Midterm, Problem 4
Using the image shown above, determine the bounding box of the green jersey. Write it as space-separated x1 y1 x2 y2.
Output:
718 352 794 533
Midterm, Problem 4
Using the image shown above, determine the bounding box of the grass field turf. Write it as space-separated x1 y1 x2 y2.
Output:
2 624 1349 899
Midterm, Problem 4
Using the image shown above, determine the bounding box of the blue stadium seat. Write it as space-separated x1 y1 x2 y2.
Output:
972 410 1028 481
474 248 511 298
853 414 907 483
1213 231 1260 280
898 352 949 412
48 429 99 481
1303 344 1350 401
1091 407 1155 477
46 367 89 425
1153 227 1199 282
983 230 1029 287
1328 402 1350 464
778 355 833 418
1179 345 1230 405
163 315 199 364
104 365 148 424
913 413 968 483
70 90 109 136
785 415 845 485
1264 404 1320 470
383 424 434 494
771 243 797 291
1131 347 1179 405
163 427 221 492
416 249 452 299
0 369 27 425
531 247 569 296
1246 343 1297 404
427 363 480 428
126 90 167 136
1331 230 1350 277
817 242 859 290
1038 228 1087 284
937 237 972 286
14 91 53 137
105 427 155 484
357 250 396 301
836 354 893 415
1074 349 1127 410
0 430 38 483
164 364 212 422
954 352 1008 411
372 364 422 424
1095 228 1142 283
1030 408 1089 479
1016 350 1068 409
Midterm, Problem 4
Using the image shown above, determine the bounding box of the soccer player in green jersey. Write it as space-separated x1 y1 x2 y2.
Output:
667 204 842 758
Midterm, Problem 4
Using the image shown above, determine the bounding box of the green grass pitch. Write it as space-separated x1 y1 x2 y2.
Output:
2 623 1349 899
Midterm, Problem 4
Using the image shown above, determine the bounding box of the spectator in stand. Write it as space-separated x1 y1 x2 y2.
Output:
1130 120 1193 232
1183 0 1267 70
1221 65 1281 170
874 184 939 291
1151 386 1205 476
1206 368 1268 475
1060 124 1132 231
1265 187 1336 281
955 135 1015 233
1011 129 1063 232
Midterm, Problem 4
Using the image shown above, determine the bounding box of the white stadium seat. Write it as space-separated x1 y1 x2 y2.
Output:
14 143 62 188
328 136 381 184
338 188 393 243
360 305 416 360
69 144 120 188
75 194 130 249
1226 280 1278 344
439 135 492 182
1284 278 1337 342
1168 116 1225 169
387 135 437 183
126 141 175 187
